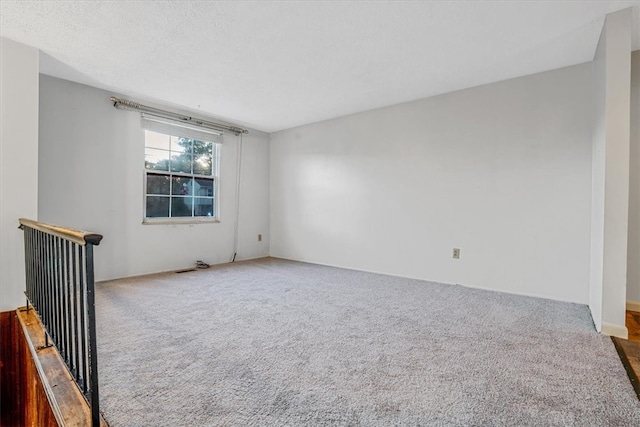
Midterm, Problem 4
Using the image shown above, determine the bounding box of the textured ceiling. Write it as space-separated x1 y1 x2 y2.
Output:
1 1 639 133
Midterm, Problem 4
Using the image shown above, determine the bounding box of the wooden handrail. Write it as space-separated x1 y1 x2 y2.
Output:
18 218 103 246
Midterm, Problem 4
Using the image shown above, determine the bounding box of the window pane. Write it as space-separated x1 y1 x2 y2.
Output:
170 152 193 174
145 131 171 150
146 196 169 217
171 176 193 196
171 136 190 154
146 173 170 195
145 148 170 171
194 197 214 217
171 196 193 217
193 141 213 175
193 160 212 176
194 177 214 197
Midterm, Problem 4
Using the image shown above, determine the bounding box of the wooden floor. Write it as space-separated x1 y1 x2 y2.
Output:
627 310 640 343
611 311 640 400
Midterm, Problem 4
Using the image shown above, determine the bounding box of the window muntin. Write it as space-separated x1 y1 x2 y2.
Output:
144 130 218 221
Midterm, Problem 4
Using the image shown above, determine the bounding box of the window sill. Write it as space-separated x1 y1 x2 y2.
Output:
142 218 220 225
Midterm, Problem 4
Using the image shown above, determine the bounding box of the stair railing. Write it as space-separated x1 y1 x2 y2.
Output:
19 218 103 426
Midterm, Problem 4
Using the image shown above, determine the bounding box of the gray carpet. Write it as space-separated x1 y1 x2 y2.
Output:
95 258 640 426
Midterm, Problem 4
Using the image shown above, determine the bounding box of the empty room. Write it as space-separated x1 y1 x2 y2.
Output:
2 1 640 426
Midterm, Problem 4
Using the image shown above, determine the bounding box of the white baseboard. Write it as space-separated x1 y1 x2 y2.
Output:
601 322 628 339
626 301 640 312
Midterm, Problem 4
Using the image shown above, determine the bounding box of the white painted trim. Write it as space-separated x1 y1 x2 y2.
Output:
600 322 629 339
626 301 640 312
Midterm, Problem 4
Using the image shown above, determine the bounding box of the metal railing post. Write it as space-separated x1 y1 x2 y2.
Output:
85 243 100 426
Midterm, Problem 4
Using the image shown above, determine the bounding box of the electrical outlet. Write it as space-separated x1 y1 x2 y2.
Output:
453 248 460 259
258 234 262 242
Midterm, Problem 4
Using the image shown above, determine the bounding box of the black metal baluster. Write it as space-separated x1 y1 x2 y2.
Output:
78 245 88 394
40 231 46 331
49 234 56 343
26 228 32 307
59 237 66 361
55 236 63 354
30 229 36 309
68 241 74 366
58 238 64 360
60 237 68 361
47 234 55 345
23 228 30 308
34 230 39 317
33 229 39 313
62 240 70 366
38 230 44 315
53 236 60 354
72 243 80 379
43 234 50 343
86 243 100 426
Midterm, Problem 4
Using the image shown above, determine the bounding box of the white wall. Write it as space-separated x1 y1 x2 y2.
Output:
38 75 270 281
589 22 607 331
0 38 39 311
236 132 271 261
271 62 593 304
628 50 640 304
590 9 632 337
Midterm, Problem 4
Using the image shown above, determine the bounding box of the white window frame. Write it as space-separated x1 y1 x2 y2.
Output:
142 130 221 224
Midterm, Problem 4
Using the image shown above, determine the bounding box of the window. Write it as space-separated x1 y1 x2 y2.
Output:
144 130 219 222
